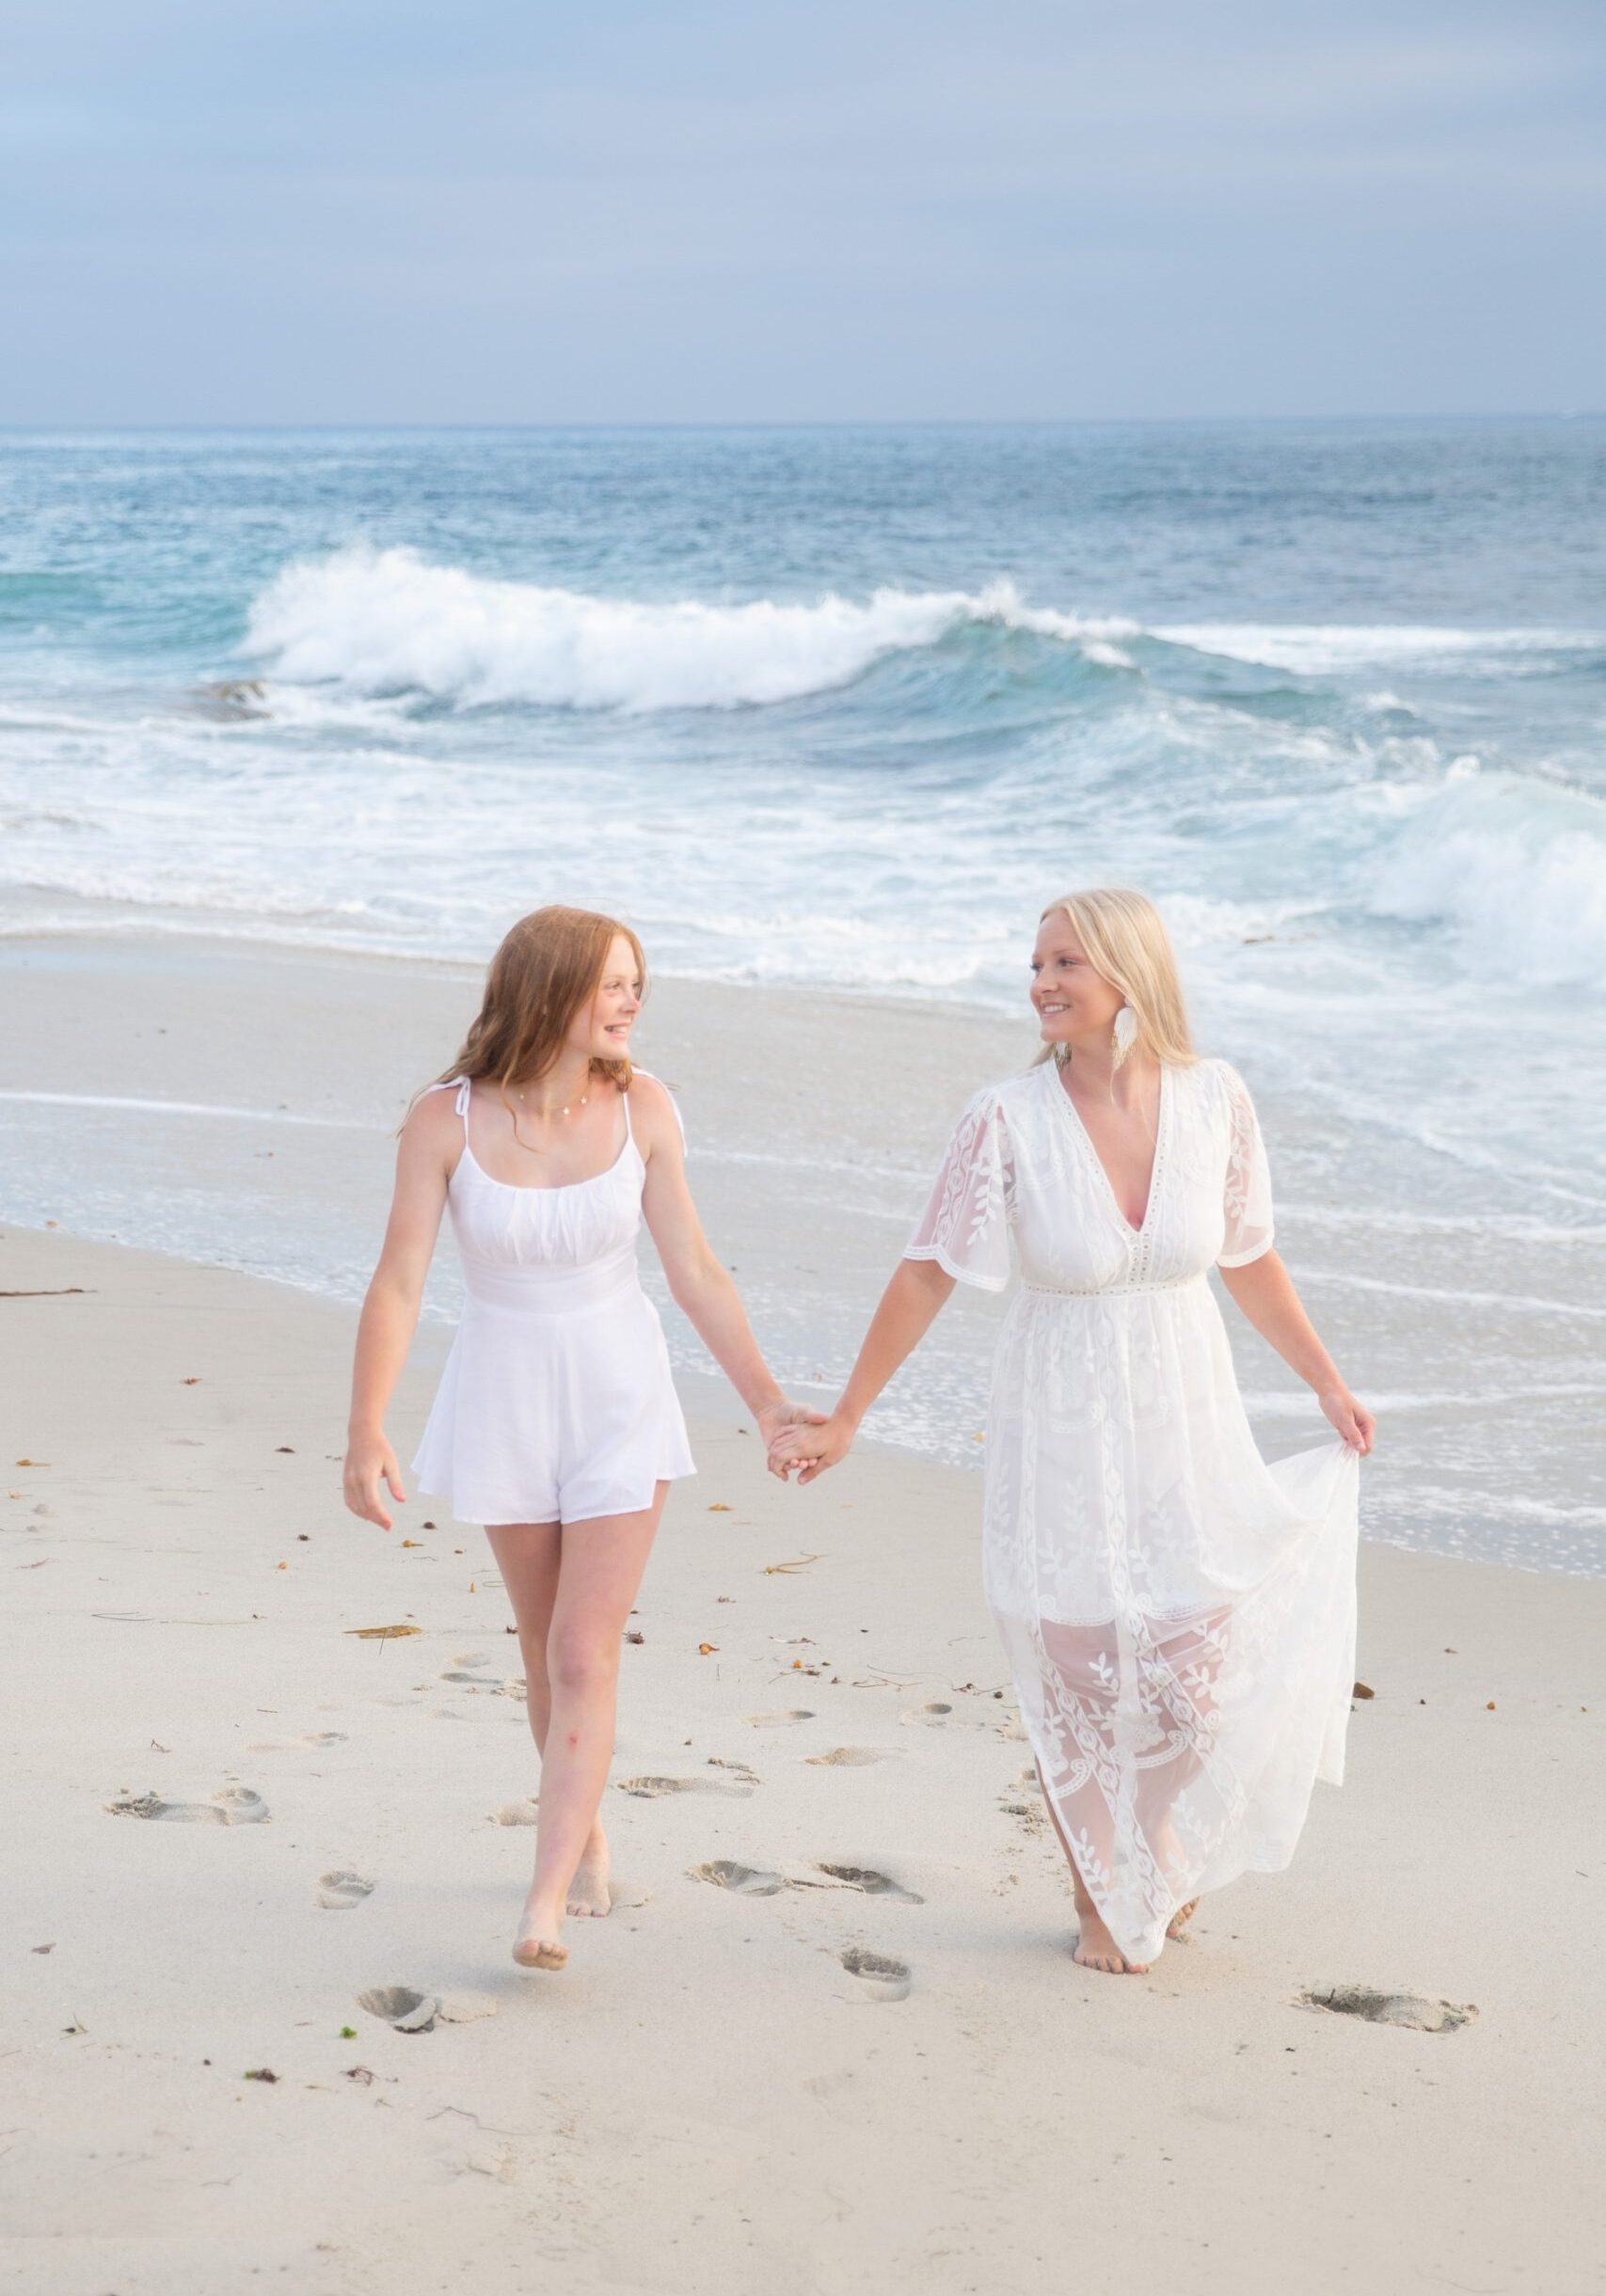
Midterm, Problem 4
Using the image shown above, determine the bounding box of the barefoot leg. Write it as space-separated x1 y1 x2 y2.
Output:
1033 1759 1149 1976
491 1485 667 1964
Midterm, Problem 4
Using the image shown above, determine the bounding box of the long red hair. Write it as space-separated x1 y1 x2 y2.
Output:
416 906 647 1117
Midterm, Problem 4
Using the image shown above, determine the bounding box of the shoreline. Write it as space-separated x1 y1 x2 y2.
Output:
4 1217 1603 2293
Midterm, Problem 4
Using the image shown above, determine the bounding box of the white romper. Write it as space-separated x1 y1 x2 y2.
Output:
411 1075 695 1526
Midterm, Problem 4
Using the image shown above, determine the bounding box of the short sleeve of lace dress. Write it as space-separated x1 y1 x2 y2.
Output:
905 1087 1015 1291
1217 1063 1275 1268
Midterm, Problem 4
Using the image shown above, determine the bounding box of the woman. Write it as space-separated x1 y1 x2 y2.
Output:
342 905 818 1972
771 888 1374 1976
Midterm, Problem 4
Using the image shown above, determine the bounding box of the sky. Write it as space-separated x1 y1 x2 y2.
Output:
3 0 1603 424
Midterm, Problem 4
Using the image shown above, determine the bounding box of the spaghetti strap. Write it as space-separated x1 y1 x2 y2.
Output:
420 1077 471 1141
626 1070 686 1154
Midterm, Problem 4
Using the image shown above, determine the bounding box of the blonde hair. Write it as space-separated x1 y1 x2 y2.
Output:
407 905 647 1128
1034 887 1197 1068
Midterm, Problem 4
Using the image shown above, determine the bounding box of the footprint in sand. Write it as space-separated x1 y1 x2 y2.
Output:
745 1708 816 1729
246 1730 349 1752
491 1799 540 1827
106 1786 269 1826
356 1985 437 2033
899 1702 954 1727
706 1757 760 1782
812 1862 924 1904
615 1773 755 1799
999 1797 1047 1835
1297 1985 1477 2035
804 1747 890 1767
689 1860 787 1896
316 1870 374 1910
839 1946 912 2003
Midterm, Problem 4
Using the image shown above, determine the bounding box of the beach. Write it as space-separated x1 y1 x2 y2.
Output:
4 925 1604 2295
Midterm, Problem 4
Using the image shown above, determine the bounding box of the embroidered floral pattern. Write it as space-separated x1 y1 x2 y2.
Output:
906 1056 1360 1963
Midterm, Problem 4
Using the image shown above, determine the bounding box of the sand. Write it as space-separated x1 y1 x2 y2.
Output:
2 920 1603 2291
4 1216 1603 2294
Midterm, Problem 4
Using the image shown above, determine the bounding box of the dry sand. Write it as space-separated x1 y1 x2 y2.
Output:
4 1213 1603 2294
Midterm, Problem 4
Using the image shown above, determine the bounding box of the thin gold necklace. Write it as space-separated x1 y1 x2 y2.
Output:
504 1078 589 1154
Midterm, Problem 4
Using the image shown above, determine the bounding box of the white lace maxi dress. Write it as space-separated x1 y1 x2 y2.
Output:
907 1055 1359 1964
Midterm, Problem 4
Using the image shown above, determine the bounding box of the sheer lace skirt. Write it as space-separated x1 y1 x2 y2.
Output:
984 1284 1359 1964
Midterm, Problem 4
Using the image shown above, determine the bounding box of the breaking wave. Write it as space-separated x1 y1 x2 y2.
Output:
244 546 1138 713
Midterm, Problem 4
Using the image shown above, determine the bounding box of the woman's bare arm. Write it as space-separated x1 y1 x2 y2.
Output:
342 1094 456 1527
1218 1248 1375 1453
635 1077 823 1458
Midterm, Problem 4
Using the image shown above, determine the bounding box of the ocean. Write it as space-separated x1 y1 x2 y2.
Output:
2 420 1603 1569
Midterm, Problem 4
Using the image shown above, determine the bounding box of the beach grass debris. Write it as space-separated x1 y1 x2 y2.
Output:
346 1623 421 1640
14 1458 49 1467
244 2066 278 2083
339 2025 358 2038
764 1554 822 1575
0 1286 86 1297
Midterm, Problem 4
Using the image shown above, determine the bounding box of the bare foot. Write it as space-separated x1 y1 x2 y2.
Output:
1167 1897 1200 1941
566 1825 612 1920
1073 1904 1149 1976
513 1891 567 1971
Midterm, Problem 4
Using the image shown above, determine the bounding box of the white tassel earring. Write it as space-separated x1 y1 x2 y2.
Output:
1111 1005 1137 1068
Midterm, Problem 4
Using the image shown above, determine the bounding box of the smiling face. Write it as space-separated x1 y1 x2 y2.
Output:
567 931 644 1064
1030 910 1126 1053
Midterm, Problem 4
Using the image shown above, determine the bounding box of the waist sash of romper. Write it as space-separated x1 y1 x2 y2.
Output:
458 1240 643 1318
1019 1271 1206 1298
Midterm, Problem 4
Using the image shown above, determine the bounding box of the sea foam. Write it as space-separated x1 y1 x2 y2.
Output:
243 547 1137 712
1369 762 1606 985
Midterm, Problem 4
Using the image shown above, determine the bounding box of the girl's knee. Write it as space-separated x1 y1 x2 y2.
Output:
547 1631 620 1700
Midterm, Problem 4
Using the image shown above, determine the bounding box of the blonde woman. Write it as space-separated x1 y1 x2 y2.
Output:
343 906 819 1971
771 889 1374 1975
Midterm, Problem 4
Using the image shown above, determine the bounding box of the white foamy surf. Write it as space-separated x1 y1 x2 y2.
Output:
243 546 1138 713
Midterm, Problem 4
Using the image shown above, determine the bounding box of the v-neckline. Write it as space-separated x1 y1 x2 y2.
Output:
1050 1056 1169 1238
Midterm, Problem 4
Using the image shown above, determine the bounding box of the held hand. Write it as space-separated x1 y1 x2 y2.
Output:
343 1432 406 1528
755 1397 830 1482
1319 1385 1375 1456
768 1412 855 1487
